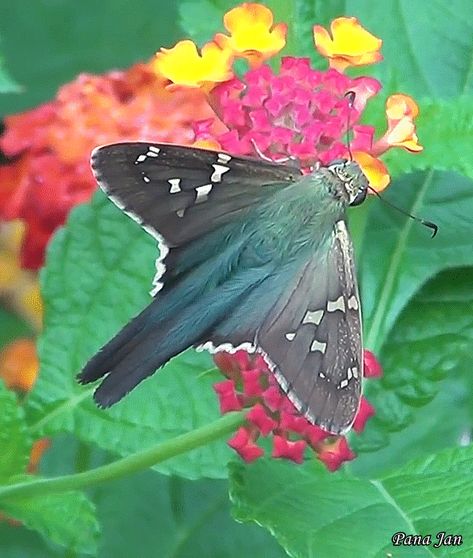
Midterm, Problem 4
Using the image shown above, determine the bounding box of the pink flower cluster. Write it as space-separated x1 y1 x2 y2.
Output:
213 349 381 471
196 57 381 169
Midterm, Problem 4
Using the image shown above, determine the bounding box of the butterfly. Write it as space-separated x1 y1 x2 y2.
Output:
77 142 368 435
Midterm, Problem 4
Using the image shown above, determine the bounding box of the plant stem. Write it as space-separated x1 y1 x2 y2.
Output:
0 412 245 502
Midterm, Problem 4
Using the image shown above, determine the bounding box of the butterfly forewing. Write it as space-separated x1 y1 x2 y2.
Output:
91 142 301 246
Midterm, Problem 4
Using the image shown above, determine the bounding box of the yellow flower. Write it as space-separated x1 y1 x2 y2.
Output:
152 40 234 90
374 94 423 154
214 3 287 67
384 94 423 152
0 221 42 331
353 151 390 192
313 17 382 72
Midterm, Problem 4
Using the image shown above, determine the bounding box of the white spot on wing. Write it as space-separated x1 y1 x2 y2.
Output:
285 332 296 341
143 175 150 183
339 379 349 389
135 154 147 164
168 178 181 193
302 309 324 325
147 146 160 157
195 184 213 203
348 295 359 310
211 164 230 183
176 209 185 218
310 339 327 353
327 295 345 312
217 153 231 164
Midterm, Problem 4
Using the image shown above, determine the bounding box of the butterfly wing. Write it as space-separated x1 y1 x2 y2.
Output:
202 220 362 434
84 142 362 432
79 142 301 402
92 142 301 247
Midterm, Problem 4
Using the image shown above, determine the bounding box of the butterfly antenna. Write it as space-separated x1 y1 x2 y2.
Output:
368 185 438 237
344 91 356 161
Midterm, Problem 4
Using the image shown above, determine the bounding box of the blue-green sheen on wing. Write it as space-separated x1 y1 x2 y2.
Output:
78 142 363 434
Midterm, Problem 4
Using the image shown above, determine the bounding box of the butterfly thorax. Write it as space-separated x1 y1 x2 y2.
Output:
241 171 349 265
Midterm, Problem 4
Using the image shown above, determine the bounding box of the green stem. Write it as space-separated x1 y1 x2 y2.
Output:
365 170 434 353
0 412 245 502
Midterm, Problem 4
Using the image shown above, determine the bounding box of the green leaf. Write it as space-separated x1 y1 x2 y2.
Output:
345 0 473 97
0 0 182 114
93 471 286 558
178 0 230 45
0 382 31 482
351 375 470 477
355 266 473 457
230 449 473 558
361 171 473 352
0 523 63 558
0 54 20 94
28 192 231 479
0 308 33 349
384 97 473 181
1 481 99 555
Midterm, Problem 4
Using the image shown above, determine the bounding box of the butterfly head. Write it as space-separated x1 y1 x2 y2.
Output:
326 159 368 207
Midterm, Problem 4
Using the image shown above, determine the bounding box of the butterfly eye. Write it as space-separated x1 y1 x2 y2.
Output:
350 184 367 206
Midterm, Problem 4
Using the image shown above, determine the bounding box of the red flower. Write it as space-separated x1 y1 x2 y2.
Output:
272 436 306 464
0 65 220 269
213 349 379 471
228 426 265 462
317 436 356 472
352 397 376 433
363 350 383 378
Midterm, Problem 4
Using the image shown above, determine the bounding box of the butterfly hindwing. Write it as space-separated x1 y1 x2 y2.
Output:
260 219 362 434
91 142 301 247
202 219 362 435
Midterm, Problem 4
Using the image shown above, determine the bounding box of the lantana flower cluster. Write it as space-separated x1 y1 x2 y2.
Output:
214 349 381 470
0 66 220 270
0 3 423 470
150 3 421 468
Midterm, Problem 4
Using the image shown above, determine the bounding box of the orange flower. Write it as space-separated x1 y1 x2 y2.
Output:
152 40 234 90
373 94 423 155
0 338 38 392
353 151 390 192
27 438 51 473
0 63 220 270
386 93 419 120
214 3 287 67
313 17 382 72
